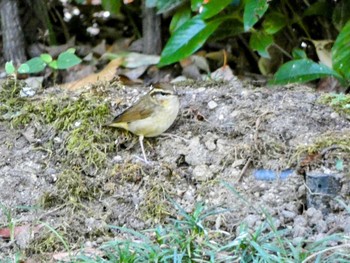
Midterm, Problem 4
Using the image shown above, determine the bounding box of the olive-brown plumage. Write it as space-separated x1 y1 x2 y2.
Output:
109 84 180 162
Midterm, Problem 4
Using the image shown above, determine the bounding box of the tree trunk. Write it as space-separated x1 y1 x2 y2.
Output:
142 1 161 55
1 0 26 65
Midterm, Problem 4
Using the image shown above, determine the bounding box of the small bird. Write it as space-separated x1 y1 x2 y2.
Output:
108 84 180 162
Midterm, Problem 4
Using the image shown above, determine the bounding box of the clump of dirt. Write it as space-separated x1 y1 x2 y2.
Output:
1 78 350 259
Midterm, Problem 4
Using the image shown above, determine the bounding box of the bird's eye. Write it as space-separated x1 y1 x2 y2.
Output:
152 91 170 97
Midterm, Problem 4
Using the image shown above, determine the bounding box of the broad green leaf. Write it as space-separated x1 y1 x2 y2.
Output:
49 60 58 70
197 0 232 20
156 0 183 14
250 31 273 58
212 18 243 40
40 53 52 64
303 0 331 17
191 0 202 11
332 20 350 80
18 63 30 74
332 1 350 31
263 11 287 34
66 48 76 53
24 57 46 73
102 0 121 15
244 0 269 32
292 48 307 59
159 16 222 67
170 5 191 34
5 61 15 75
270 59 343 85
56 51 82 69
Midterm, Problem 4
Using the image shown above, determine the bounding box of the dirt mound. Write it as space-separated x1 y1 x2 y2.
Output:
1 80 349 257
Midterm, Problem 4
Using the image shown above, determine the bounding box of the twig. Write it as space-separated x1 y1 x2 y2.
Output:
236 157 252 183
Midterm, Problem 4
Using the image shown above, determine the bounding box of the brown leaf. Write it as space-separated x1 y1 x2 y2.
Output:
52 248 104 262
0 224 42 239
211 65 235 81
60 58 123 90
312 40 333 68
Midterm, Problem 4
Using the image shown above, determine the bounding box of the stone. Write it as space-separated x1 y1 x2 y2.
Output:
192 164 213 181
208 100 218 109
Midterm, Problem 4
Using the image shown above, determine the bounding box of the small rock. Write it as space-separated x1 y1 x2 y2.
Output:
112 155 123 163
316 220 328 233
20 87 36 97
45 167 57 175
209 164 220 173
192 164 213 181
244 214 260 228
281 210 296 220
183 187 195 202
306 208 323 225
294 215 307 227
292 236 304 246
208 100 218 109
205 139 216 151
53 136 63 144
342 217 350 234
330 112 339 119
293 225 307 238
185 137 208 165
96 237 104 244
15 225 32 249
85 241 94 247
271 218 281 229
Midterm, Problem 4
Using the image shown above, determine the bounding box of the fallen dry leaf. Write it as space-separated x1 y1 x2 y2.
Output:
60 58 123 90
117 65 148 80
312 40 333 69
52 247 104 262
0 224 43 239
211 65 235 81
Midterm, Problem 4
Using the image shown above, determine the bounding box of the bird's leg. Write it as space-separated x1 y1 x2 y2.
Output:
139 135 148 163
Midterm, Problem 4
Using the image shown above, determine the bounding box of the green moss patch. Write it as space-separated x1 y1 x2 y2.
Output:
319 93 350 117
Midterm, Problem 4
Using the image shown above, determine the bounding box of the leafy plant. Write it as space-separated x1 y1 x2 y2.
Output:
157 0 234 67
16 48 82 74
151 0 350 88
271 20 350 87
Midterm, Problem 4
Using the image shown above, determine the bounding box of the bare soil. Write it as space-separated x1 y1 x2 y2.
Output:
1 79 350 259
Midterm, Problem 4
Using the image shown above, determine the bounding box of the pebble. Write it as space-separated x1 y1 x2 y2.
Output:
343 217 350 233
293 225 307 238
316 220 328 233
208 100 218 109
112 155 123 163
292 236 304 246
45 167 57 175
330 112 339 119
281 210 296 219
294 215 307 227
205 139 216 151
244 214 260 228
306 208 323 225
185 137 208 165
183 187 195 202
192 164 213 181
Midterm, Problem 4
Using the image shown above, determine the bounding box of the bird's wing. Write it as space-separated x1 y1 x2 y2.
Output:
112 99 154 123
